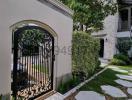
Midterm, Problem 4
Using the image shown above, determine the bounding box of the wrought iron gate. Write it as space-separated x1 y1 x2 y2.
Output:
12 26 54 100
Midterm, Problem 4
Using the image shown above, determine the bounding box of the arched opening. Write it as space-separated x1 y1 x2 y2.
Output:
11 21 56 99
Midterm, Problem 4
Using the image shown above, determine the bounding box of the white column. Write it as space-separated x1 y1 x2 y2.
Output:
0 1 11 97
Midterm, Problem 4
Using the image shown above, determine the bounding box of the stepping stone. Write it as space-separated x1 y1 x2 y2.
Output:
109 66 120 70
45 92 64 100
109 67 128 73
129 73 132 76
127 88 132 95
116 74 132 81
100 63 108 68
75 91 105 100
112 69 128 73
115 79 132 88
108 65 118 68
101 85 127 98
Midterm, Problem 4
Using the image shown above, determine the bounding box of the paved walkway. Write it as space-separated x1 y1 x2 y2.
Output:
75 65 132 100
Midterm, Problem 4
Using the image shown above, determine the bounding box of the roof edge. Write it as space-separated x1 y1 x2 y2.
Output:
48 0 74 16
38 0 74 16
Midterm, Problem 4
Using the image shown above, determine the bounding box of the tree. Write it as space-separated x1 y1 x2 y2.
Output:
18 29 45 56
60 0 117 32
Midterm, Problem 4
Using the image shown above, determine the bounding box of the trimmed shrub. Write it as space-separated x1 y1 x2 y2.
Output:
72 31 100 78
96 60 101 68
114 54 131 65
110 58 127 66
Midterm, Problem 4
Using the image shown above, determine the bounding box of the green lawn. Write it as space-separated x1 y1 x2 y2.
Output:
79 65 132 94
79 68 122 94
33 65 48 74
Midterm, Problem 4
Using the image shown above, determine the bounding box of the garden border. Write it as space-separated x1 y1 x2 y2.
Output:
63 66 108 98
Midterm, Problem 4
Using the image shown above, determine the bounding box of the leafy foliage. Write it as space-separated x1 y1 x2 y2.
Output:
57 76 80 94
59 0 117 31
72 31 100 77
18 29 46 56
110 58 127 66
19 29 44 46
116 38 132 56
114 54 131 64
110 53 132 66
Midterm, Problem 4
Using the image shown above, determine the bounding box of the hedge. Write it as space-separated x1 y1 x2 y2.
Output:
72 31 100 77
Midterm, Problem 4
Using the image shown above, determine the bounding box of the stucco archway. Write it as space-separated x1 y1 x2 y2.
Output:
10 20 58 37
10 20 58 99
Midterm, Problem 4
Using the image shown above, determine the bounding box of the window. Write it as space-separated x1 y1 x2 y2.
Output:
120 9 128 21
118 9 129 31
131 8 132 26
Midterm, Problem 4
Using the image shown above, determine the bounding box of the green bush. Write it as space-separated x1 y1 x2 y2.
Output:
57 77 80 94
72 31 100 78
96 60 101 68
110 58 127 66
116 38 132 55
114 54 131 65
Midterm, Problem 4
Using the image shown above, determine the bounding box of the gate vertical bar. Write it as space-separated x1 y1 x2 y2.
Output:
13 31 19 100
51 37 54 90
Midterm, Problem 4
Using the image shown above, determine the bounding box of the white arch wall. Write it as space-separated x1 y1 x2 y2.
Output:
0 0 73 95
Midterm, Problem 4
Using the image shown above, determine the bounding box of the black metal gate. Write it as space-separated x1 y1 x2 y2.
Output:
12 26 54 100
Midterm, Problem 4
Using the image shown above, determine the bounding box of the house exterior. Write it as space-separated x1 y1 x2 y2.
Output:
92 0 132 60
0 0 73 99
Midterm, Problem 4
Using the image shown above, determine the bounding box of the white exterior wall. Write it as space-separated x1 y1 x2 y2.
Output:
0 0 73 95
92 13 119 59
92 0 132 59
116 31 131 38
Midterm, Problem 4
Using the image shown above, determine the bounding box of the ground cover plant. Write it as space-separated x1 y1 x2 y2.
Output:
110 54 132 66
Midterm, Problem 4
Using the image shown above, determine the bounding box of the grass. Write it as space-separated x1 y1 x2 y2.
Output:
33 65 48 74
79 65 132 99
79 68 125 94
